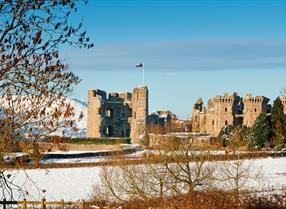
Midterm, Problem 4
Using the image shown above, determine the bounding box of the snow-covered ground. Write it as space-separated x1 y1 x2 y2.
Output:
4 157 286 201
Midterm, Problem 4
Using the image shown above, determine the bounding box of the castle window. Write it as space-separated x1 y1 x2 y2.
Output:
254 108 257 112
106 126 114 137
134 112 136 119
225 120 228 125
225 108 227 112
212 120 214 125
106 108 114 118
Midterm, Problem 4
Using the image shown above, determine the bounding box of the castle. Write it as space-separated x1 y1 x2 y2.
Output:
87 86 148 144
87 86 286 142
192 93 286 136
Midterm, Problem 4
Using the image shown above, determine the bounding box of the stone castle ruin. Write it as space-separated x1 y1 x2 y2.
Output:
191 92 280 136
87 86 148 144
87 85 286 143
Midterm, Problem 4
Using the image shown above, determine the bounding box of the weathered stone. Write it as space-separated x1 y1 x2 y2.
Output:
191 92 270 136
279 96 286 115
131 86 148 144
87 86 148 144
243 94 269 127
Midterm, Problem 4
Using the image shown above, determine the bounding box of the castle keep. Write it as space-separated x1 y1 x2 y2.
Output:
192 93 273 136
87 86 148 144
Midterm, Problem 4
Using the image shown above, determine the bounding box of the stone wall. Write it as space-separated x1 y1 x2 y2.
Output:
87 89 106 138
87 89 132 139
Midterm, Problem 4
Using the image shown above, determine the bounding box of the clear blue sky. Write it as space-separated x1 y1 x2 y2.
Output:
62 0 286 118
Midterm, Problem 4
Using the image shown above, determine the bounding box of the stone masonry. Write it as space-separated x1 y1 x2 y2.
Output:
280 96 286 115
87 86 148 144
243 94 269 127
130 86 149 144
192 93 271 136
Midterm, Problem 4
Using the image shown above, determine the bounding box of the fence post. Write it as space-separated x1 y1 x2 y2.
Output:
41 198 46 209
3 198 6 209
81 200 85 209
61 199 64 209
23 198 27 209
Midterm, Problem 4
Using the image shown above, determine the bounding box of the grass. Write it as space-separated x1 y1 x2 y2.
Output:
70 137 131 145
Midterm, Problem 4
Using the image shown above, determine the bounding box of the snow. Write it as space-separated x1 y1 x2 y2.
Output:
0 96 87 138
4 157 286 201
8 167 101 201
53 98 87 138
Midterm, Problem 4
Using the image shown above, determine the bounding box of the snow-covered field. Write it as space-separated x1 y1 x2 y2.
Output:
5 157 286 201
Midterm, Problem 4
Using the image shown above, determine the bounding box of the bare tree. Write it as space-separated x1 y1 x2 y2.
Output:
0 0 92 199
93 138 215 202
158 138 215 195
93 162 175 202
215 156 264 206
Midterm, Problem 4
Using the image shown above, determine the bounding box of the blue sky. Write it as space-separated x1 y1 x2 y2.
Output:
62 0 286 118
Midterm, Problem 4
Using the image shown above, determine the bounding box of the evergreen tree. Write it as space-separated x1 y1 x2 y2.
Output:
271 97 286 145
250 113 271 149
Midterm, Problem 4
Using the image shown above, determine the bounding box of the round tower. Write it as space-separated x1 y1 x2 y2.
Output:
131 86 148 144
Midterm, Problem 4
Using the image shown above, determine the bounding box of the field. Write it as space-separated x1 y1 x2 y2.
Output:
5 156 286 201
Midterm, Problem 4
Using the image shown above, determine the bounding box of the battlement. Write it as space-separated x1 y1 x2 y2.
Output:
88 89 107 99
212 92 239 104
243 94 269 104
191 92 272 136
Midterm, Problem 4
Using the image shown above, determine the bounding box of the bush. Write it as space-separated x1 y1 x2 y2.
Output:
90 190 286 209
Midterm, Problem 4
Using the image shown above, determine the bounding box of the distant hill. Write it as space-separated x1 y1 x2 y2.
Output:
0 97 88 138
57 98 87 138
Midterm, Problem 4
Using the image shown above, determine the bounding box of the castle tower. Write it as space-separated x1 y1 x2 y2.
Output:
206 92 240 136
280 96 286 115
191 98 206 133
131 86 148 144
243 94 269 127
87 89 107 138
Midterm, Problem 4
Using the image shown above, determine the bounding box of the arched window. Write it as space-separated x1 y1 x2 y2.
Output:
225 120 228 125
225 108 227 112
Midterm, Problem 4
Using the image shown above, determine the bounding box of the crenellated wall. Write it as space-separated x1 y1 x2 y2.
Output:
191 92 270 136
